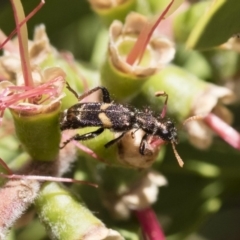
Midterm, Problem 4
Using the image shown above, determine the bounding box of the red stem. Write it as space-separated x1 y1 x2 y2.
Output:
0 173 98 188
134 207 165 240
204 113 240 150
126 0 174 66
0 0 45 50
0 158 13 175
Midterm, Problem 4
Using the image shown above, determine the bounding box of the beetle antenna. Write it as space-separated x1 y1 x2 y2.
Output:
171 141 184 167
155 91 168 119
183 114 206 126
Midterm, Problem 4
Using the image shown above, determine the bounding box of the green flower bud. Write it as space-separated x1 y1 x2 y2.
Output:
11 102 61 162
88 0 137 26
101 12 175 101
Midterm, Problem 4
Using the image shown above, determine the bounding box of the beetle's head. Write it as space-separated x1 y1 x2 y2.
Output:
156 119 178 144
156 118 184 167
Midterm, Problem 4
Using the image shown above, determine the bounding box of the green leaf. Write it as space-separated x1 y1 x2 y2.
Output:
187 0 240 49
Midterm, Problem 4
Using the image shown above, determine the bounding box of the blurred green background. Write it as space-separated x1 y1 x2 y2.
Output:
1 0 240 239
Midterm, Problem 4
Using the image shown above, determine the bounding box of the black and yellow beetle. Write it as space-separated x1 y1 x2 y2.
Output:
60 83 183 166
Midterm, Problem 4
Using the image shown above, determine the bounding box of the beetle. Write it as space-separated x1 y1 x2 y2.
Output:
60 83 184 167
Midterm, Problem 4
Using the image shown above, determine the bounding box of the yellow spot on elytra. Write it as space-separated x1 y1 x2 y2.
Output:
98 113 113 128
100 103 112 111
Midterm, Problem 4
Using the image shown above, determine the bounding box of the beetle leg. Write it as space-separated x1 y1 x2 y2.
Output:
60 127 104 148
65 82 79 99
139 133 149 155
131 128 140 139
66 82 111 103
104 132 127 148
